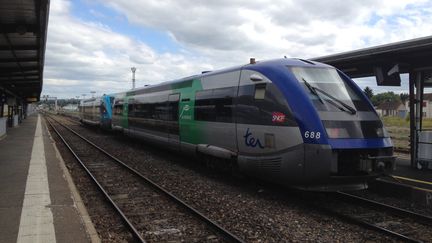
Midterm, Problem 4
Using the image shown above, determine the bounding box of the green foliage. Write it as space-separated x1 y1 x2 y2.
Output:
399 93 409 103
370 91 400 106
363 86 374 99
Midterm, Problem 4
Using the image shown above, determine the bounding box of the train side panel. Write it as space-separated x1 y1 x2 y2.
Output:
189 71 240 157
79 98 101 125
234 69 305 184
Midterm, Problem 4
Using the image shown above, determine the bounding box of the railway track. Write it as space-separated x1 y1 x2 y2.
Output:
45 115 244 243
315 191 432 243
52 114 430 241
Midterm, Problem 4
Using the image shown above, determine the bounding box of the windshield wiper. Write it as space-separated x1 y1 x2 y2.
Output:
302 78 357 115
302 78 324 104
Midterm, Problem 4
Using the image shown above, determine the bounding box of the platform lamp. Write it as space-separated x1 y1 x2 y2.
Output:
90 91 96 98
131 67 136 89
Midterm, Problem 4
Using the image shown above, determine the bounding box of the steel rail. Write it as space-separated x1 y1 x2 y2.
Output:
47 115 244 243
336 191 432 225
45 116 146 243
315 205 422 243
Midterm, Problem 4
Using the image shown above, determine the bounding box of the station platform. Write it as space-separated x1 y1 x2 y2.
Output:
367 155 432 208
391 155 432 191
0 114 97 243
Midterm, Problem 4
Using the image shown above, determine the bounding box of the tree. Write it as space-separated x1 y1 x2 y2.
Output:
370 91 401 106
400 93 409 104
363 86 374 99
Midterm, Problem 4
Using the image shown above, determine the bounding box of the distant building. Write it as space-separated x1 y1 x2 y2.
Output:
420 93 432 118
376 100 407 118
405 93 432 118
62 104 78 112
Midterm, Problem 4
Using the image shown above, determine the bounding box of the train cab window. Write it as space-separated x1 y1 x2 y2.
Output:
236 83 296 126
100 104 107 114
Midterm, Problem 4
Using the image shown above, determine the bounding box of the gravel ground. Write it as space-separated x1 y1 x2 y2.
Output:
51 115 404 242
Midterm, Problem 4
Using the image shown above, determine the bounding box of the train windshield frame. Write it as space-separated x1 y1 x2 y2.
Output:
291 66 373 112
291 66 388 139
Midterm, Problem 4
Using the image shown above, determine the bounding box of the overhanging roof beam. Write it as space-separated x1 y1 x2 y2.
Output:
3 33 29 80
1 79 40 84
0 73 39 79
0 24 38 34
0 45 38 51
0 66 39 72
0 57 38 63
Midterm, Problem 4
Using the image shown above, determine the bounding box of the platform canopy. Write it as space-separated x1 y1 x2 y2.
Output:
0 0 50 102
312 36 432 86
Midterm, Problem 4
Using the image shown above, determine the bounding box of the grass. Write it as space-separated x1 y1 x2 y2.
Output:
382 116 432 129
381 116 432 151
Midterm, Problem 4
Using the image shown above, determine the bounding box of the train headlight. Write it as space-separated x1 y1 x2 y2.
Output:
326 128 349 138
376 127 389 137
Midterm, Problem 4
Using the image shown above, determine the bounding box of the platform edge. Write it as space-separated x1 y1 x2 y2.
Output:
44 119 101 243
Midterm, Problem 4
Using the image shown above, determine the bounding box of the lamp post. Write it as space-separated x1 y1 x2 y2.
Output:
131 67 136 89
90 91 96 98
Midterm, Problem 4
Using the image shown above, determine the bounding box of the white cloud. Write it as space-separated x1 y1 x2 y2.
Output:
42 0 432 98
102 0 431 56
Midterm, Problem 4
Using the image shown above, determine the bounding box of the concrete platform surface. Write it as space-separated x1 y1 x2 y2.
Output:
0 114 94 243
394 156 432 182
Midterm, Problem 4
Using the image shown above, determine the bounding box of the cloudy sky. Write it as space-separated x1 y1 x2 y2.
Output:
42 0 432 98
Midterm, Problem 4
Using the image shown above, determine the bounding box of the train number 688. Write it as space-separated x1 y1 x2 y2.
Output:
304 131 320 139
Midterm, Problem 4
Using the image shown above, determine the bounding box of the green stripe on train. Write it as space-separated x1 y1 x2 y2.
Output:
175 78 203 144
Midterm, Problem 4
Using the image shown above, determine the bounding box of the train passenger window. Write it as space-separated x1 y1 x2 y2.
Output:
128 104 134 115
154 103 167 120
126 93 178 134
167 94 180 121
113 99 123 116
195 87 236 123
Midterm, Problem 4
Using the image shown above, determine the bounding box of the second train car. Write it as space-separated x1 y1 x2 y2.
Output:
79 58 395 191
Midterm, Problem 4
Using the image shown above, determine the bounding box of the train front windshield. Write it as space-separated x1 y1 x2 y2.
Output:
291 67 368 112
291 66 388 139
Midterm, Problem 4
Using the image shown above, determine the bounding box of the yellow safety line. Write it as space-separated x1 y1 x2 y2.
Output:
412 186 432 193
392 175 432 186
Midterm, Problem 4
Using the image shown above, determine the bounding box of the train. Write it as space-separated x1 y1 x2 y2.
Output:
78 58 395 191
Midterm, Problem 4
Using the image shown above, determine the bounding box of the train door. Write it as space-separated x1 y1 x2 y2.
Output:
111 98 124 130
167 93 180 150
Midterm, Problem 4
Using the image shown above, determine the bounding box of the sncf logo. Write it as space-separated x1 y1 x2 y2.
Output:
272 112 285 123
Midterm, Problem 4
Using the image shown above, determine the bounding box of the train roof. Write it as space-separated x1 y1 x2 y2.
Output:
120 58 333 96
81 97 101 103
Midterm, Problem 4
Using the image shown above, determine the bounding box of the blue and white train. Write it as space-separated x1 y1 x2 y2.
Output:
79 58 395 191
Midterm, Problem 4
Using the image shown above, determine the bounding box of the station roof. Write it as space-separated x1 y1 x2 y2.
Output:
312 35 432 85
0 0 50 102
